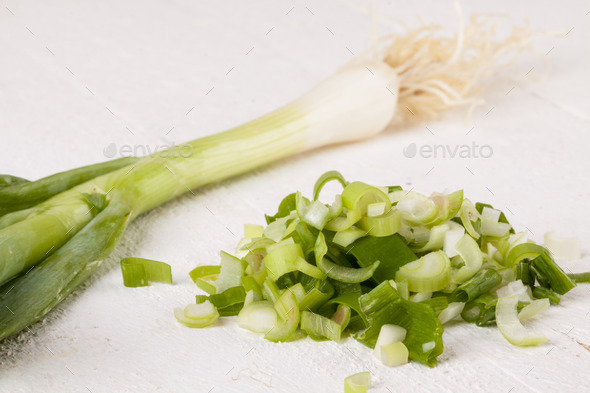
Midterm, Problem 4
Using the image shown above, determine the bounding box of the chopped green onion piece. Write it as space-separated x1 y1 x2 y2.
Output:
244 224 264 238
438 302 465 324
302 200 331 230
419 296 448 316
412 223 449 253
346 234 418 284
318 257 380 284
395 251 451 293
344 372 371 393
505 243 546 267
367 202 386 217
242 276 263 301
459 199 480 239
325 207 361 231
453 234 483 283
120 257 173 287
262 277 281 303
451 269 502 302
209 251 243 293
378 341 409 367
265 193 297 224
530 252 575 295
264 241 325 280
301 311 343 342
265 290 300 342
495 294 547 347
332 227 367 248
313 170 347 201
356 282 443 367
429 190 463 226
532 287 561 304
341 181 391 217
357 208 401 237
208 286 246 309
238 301 277 333
396 196 439 226
332 304 351 328
518 298 550 322
174 301 219 328
189 265 220 295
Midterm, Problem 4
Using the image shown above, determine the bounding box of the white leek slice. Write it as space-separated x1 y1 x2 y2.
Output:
174 301 220 328
496 280 532 302
412 223 449 253
443 224 465 258
409 292 432 302
367 202 386 217
378 342 409 367
496 294 547 347
453 234 483 283
263 215 289 242
438 302 465 324
395 251 451 292
518 298 550 323
459 199 480 239
238 301 277 333
429 190 464 226
374 324 407 360
344 372 371 393
213 251 244 293
396 197 439 226
332 227 367 247
544 232 581 261
302 200 331 230
244 224 264 239
481 207 511 237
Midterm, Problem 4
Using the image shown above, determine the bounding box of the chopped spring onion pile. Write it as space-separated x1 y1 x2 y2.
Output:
175 171 586 367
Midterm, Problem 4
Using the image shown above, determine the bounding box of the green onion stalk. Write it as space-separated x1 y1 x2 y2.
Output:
0 14 533 340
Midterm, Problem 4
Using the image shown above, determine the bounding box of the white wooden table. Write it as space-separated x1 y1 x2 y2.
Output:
1 1 589 392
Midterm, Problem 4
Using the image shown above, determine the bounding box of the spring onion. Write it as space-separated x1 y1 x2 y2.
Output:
0 8 539 341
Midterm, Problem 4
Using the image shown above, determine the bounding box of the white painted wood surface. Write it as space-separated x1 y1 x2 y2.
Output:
1 1 589 392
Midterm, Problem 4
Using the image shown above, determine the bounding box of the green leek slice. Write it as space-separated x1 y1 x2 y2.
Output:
120 257 173 287
357 208 401 237
395 251 451 293
344 372 371 393
265 290 300 342
453 234 483 283
264 240 325 280
313 170 347 200
238 301 277 333
495 294 547 347
174 301 219 328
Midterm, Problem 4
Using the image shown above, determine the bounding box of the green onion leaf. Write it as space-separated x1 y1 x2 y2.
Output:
451 269 502 303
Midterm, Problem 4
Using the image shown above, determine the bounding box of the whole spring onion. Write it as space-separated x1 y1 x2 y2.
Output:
0 12 536 341
173 171 587 369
